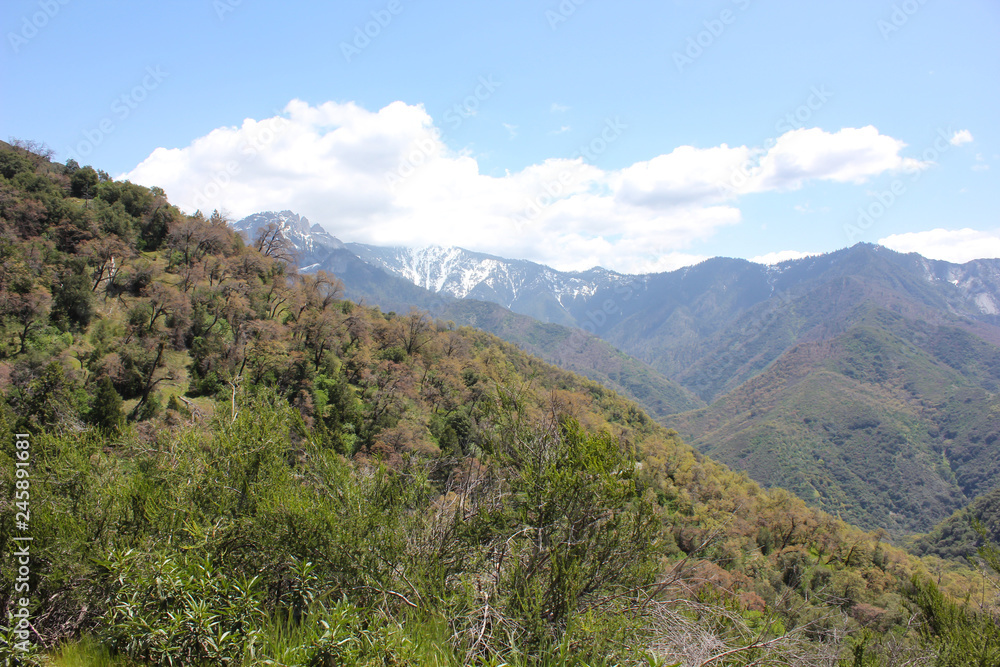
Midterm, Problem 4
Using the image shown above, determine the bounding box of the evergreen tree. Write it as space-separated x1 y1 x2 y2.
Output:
90 376 123 432
70 165 99 199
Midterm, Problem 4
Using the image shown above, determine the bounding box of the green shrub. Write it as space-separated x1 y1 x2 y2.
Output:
99 549 266 664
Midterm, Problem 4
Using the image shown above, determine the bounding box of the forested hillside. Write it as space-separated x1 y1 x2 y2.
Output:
0 140 998 665
242 210 1000 538
910 486 1000 561
297 240 706 421
657 254 1000 535
668 318 1000 535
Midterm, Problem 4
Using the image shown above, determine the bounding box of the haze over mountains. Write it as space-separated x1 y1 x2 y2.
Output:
237 210 1000 536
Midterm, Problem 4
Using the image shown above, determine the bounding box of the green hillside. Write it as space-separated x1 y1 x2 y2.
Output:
666 277 1000 534
909 487 1000 561
0 140 998 665
669 314 1000 535
324 248 706 420
327 216 1000 542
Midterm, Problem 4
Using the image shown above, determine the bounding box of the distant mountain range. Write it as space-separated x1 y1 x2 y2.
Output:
232 211 704 418
345 243 636 328
234 211 1000 535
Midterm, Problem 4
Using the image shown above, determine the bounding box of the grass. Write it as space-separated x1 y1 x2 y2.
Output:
47 636 127 666
38 613 619 667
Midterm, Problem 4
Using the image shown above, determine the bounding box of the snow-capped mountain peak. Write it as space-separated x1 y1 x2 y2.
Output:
343 243 635 321
232 211 344 268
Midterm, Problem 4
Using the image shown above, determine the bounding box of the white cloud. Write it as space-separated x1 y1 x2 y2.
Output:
502 123 518 139
550 102 569 113
614 126 927 209
750 250 819 265
548 125 571 135
123 99 925 274
794 202 831 215
950 129 974 146
753 126 927 190
879 228 1000 263
615 144 754 207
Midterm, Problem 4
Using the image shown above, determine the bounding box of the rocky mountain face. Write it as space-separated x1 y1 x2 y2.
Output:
233 210 344 269
345 243 636 327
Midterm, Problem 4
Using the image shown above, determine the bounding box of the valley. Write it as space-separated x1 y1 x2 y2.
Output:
0 144 997 664
236 210 1000 535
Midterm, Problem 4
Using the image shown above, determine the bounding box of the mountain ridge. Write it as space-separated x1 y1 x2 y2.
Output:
3 140 996 661
234 210 1000 534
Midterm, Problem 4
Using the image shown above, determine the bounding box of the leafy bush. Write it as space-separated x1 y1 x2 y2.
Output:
99 549 266 665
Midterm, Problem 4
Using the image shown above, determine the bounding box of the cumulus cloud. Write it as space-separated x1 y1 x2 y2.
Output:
753 126 927 190
950 129 974 146
879 228 1000 263
123 99 924 273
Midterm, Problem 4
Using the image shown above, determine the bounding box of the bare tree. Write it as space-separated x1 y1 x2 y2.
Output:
8 137 55 164
253 222 298 263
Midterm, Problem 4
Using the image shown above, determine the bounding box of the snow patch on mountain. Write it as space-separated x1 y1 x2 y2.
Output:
975 292 999 315
346 243 635 315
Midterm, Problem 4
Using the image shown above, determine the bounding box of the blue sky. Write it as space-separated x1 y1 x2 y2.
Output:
2 0 998 272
